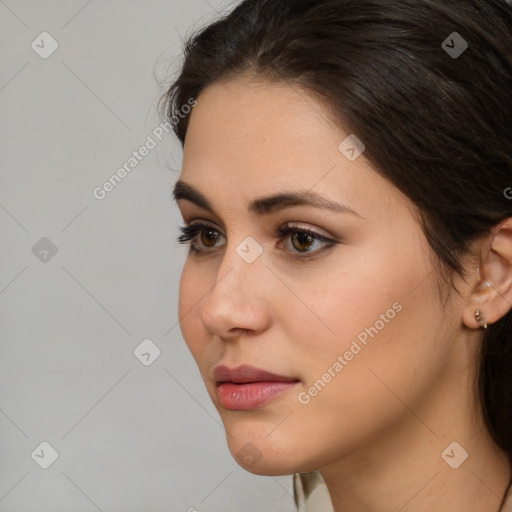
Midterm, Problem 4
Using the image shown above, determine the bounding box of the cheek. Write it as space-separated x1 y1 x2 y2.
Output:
289 249 446 424
276 245 414 355
285 234 445 389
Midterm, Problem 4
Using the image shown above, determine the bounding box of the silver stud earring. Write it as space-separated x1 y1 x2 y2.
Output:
474 309 488 329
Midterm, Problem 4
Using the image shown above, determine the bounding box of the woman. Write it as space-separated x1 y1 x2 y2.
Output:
162 0 512 510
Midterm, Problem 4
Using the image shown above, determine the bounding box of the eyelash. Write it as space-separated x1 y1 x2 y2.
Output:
176 221 338 259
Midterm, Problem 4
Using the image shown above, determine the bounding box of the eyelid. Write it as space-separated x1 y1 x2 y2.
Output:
180 219 335 242
181 219 334 238
279 222 335 241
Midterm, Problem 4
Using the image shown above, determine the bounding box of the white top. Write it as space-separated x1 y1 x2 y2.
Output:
293 471 512 512
293 472 334 512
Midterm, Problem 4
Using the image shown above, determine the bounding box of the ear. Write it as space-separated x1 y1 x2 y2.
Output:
462 218 512 329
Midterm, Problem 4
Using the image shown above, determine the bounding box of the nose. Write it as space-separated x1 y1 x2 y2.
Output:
200 240 271 341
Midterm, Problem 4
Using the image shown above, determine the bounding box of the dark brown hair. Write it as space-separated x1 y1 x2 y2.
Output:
161 0 512 504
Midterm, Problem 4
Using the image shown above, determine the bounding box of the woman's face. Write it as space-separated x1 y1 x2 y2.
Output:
175 78 464 475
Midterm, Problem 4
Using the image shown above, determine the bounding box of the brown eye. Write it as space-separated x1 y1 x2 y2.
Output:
200 228 219 248
290 231 315 252
277 224 338 258
178 221 337 259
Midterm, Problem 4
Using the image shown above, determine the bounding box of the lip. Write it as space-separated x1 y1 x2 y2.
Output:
213 364 298 384
213 364 300 410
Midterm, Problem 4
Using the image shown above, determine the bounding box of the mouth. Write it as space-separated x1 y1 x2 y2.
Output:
213 364 300 411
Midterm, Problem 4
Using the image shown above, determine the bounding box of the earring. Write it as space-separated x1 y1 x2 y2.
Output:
474 309 488 329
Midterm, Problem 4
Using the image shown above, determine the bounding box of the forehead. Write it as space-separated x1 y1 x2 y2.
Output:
179 77 411 222
182 78 349 188
185 77 340 147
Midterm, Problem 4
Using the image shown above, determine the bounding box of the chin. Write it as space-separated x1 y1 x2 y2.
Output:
223 423 321 476
229 443 301 476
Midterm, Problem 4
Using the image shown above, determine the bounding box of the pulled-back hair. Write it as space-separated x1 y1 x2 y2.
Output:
161 0 512 503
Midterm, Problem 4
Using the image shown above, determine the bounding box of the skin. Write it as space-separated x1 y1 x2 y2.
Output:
175 76 512 512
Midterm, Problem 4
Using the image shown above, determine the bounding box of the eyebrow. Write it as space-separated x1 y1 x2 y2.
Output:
171 179 360 217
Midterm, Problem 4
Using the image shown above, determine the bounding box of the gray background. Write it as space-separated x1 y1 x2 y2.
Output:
0 1 296 510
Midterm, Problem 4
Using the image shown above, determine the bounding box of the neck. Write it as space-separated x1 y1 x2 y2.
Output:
319 366 511 512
